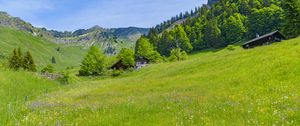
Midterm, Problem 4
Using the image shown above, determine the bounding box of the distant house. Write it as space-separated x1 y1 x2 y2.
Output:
242 30 286 49
111 60 126 70
135 56 150 69
110 56 150 70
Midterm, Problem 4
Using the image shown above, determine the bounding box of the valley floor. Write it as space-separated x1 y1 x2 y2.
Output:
1 37 300 125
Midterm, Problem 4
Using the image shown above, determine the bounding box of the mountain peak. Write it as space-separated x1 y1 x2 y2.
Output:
89 25 104 31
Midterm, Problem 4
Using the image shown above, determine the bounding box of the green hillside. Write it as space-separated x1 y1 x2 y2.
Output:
1 37 299 125
0 26 87 70
0 11 149 55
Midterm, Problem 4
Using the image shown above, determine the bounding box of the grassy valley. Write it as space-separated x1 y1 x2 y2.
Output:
1 37 299 125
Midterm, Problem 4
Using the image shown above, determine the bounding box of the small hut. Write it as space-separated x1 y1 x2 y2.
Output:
242 30 286 49
111 60 126 70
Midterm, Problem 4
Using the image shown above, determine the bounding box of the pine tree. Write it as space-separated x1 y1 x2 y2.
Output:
51 56 56 64
8 48 24 70
17 48 23 68
9 49 20 70
23 51 37 72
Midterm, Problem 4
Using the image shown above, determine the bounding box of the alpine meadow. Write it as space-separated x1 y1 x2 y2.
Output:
0 0 300 125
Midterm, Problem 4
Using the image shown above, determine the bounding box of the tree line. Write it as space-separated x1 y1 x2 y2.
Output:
78 44 187 76
153 7 201 33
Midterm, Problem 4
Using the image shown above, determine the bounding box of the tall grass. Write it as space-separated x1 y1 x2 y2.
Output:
1 37 300 125
12 37 300 125
0 70 59 125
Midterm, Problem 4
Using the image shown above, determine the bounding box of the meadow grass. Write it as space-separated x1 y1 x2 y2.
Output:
0 69 60 125
1 37 300 125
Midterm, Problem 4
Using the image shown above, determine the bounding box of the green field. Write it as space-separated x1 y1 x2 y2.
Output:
0 26 87 70
0 70 60 125
1 37 300 125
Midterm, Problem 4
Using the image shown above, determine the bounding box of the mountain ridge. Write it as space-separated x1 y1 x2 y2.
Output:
0 11 149 54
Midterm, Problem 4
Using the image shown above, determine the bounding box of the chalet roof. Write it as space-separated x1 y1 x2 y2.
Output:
243 30 285 45
135 56 150 62
110 60 123 68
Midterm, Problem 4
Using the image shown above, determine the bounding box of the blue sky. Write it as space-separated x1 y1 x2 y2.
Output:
0 0 207 31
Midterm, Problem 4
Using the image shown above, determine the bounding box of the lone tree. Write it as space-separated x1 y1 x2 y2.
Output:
79 46 106 76
23 51 37 72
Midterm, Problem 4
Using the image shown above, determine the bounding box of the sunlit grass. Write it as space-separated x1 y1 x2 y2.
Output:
0 70 60 125
2 37 300 125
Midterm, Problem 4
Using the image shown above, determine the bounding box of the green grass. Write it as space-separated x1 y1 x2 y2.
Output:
2 37 300 125
0 69 60 125
0 26 87 70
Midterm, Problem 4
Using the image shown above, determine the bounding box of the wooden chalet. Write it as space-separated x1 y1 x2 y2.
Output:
111 56 150 70
111 60 127 70
242 30 286 49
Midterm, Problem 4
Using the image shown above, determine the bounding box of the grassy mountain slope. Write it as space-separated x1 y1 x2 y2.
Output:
0 26 87 70
5 37 299 125
50 26 149 55
0 11 149 55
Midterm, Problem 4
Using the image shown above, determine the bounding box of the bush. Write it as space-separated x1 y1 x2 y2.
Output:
226 45 236 51
57 72 70 85
111 70 123 77
0 52 7 59
41 65 54 73
168 48 188 62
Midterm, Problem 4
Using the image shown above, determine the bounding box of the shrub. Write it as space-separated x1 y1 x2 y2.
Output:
111 70 123 77
41 65 54 73
226 45 236 51
168 48 188 62
57 72 70 85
